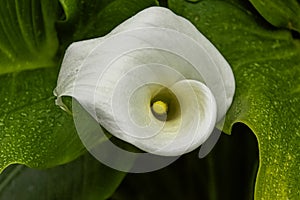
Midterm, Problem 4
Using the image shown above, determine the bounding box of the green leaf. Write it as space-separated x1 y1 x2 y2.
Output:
0 0 59 74
57 0 158 44
0 0 157 173
169 0 300 199
0 153 125 200
0 68 85 172
0 0 85 173
249 0 300 32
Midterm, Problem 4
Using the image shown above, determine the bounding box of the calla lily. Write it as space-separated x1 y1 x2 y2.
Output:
54 7 235 156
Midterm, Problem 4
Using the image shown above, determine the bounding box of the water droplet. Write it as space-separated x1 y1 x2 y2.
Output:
268 135 271 140
20 113 28 117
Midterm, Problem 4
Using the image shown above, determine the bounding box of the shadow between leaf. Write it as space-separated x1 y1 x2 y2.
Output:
111 123 259 200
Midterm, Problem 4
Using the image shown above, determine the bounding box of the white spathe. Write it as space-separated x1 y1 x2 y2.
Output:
54 7 235 156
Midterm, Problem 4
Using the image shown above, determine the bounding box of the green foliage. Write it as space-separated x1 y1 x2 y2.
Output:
0 0 84 172
58 0 157 39
0 0 60 74
0 0 299 199
250 0 300 32
0 0 157 171
112 124 258 200
0 0 156 198
0 153 125 200
169 0 300 198
0 69 84 171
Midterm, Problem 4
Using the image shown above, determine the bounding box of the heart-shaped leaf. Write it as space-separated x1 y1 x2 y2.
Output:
169 0 300 198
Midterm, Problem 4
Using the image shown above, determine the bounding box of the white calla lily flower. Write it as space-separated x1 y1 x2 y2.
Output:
54 7 235 156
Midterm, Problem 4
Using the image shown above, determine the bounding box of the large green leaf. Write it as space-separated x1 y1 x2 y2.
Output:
0 0 85 173
0 152 125 200
169 0 300 199
0 68 85 172
0 0 157 173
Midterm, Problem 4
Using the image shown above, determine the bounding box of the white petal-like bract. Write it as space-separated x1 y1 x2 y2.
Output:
54 7 235 156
